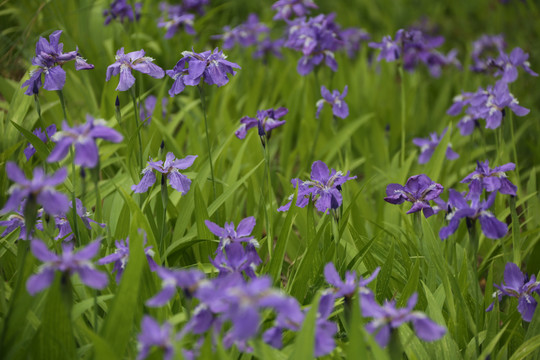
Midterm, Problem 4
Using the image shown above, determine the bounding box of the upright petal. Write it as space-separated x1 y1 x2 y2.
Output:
310 160 330 183
236 217 256 237
172 155 197 170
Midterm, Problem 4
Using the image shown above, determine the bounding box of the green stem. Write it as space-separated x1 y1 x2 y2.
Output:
56 90 69 124
263 142 273 258
159 174 168 255
398 64 406 166
467 220 481 358
198 85 217 202
308 71 321 165
91 162 102 224
69 149 81 246
129 88 143 169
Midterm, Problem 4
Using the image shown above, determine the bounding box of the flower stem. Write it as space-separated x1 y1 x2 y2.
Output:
69 148 81 246
308 71 321 165
130 87 143 169
91 161 102 224
262 142 273 258
159 173 168 255
198 85 216 202
56 90 69 124
398 64 406 166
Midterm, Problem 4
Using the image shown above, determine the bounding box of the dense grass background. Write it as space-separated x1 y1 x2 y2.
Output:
1 0 540 359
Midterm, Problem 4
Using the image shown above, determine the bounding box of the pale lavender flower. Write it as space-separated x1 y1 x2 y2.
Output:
106 48 165 91
21 30 94 95
137 316 175 360
272 0 318 21
362 293 446 347
324 262 380 299
285 13 343 75
491 47 538 83
412 128 459 164
461 160 517 201
36 198 105 242
279 161 356 213
158 3 195 38
146 266 205 307
1 163 69 216
47 115 123 168
439 190 508 240
316 85 349 119
24 124 57 160
340 27 371 58
140 96 168 124
131 152 197 194
26 239 108 294
486 262 540 322
103 0 141 25
212 14 269 49
97 237 157 283
235 107 288 143
384 174 443 218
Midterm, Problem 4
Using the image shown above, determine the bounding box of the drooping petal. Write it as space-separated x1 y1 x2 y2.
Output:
37 189 70 215
117 66 136 91
47 137 74 163
74 139 99 168
43 66 66 91
31 239 59 262
26 267 56 295
167 171 191 194
132 169 156 193
77 266 109 289
205 220 225 238
412 316 446 341
172 155 197 170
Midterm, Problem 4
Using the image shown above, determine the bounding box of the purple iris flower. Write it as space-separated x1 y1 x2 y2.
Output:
140 96 168 125
369 29 460 77
461 160 517 201
103 0 141 25
212 14 269 49
340 27 371 58
235 107 287 142
362 292 446 347
439 189 508 240
146 266 206 307
491 47 538 83
1 163 69 216
412 128 459 164
324 262 380 299
285 13 344 75
97 237 157 283
47 115 123 168
24 124 57 160
26 239 108 295
470 34 506 73
447 80 529 131
183 48 240 87
0 208 30 240
384 174 443 218
21 30 94 95
206 217 261 278
137 316 175 360
486 262 540 322
106 48 165 91
253 38 285 60
158 3 195 38
35 198 105 242
131 152 197 194
316 85 349 119
271 0 318 21
166 48 240 95
279 161 356 213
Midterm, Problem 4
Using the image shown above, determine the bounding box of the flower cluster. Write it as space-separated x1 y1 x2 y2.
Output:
284 13 344 75
369 29 460 77
271 0 318 21
213 14 269 50
157 2 196 38
103 0 141 25
447 80 530 134
166 48 240 96
470 34 507 73
132 152 197 194
279 160 356 213
22 30 94 95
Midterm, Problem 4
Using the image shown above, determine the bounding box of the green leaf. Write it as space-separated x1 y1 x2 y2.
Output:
100 228 145 357
509 334 540 360
288 293 320 360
